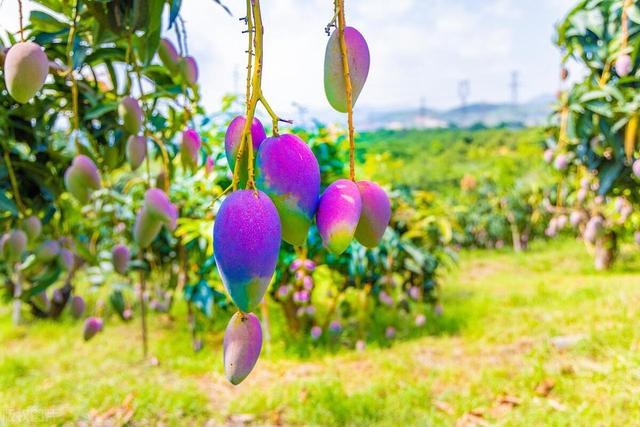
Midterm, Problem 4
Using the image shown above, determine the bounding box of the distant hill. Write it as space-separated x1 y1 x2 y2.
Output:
357 95 555 130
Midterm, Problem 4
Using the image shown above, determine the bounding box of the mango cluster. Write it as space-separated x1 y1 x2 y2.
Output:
134 189 178 249
157 38 199 86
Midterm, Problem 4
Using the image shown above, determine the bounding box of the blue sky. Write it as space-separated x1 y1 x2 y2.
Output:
1 0 572 114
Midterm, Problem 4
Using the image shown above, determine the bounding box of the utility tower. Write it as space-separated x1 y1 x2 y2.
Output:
458 80 470 109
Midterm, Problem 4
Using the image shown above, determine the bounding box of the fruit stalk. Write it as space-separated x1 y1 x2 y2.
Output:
232 0 289 191
336 0 356 181
11 266 22 325
147 133 171 192
17 0 25 42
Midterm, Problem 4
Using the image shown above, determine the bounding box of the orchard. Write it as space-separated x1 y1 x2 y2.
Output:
1 1 640 425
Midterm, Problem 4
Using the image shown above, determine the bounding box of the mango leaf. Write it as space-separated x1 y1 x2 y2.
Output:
0 192 18 217
598 159 625 196
168 0 182 29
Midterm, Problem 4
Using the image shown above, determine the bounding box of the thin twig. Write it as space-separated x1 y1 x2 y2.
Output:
336 0 356 181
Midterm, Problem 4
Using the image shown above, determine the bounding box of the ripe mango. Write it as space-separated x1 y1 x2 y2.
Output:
4 41 49 103
225 116 267 187
64 155 101 203
23 215 42 240
316 179 362 255
213 190 281 312
133 208 163 249
157 38 180 73
112 244 130 275
118 96 143 134
324 27 370 113
59 248 74 270
143 188 178 230
354 181 391 247
83 316 103 341
36 240 61 262
256 134 320 246
126 135 147 170
180 129 201 171
223 311 263 385
180 56 198 86
70 295 85 318
2 230 27 262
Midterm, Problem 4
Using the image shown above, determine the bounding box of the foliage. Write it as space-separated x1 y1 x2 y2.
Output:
547 0 640 268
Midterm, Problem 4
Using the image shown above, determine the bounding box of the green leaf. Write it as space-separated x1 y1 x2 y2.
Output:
0 192 18 217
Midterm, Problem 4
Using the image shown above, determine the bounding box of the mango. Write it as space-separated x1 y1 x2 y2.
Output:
354 181 391 247
156 170 168 190
157 38 180 73
112 244 130 275
36 240 61 262
64 155 101 203
23 215 42 240
118 96 143 134
58 248 74 270
126 135 147 170
83 316 103 341
213 190 281 312
225 116 267 187
256 134 320 246
133 208 163 249
324 27 370 113
616 54 632 77
181 129 201 171
143 188 178 230
316 179 362 255
2 230 27 261
4 41 49 103
70 295 85 318
223 311 263 385
180 56 198 86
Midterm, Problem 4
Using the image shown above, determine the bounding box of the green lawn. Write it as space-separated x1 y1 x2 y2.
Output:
2 238 640 426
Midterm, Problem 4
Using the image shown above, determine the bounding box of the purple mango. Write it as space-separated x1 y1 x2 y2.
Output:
112 244 130 275
223 312 263 385
64 155 101 203
71 295 85 318
180 56 198 86
157 38 180 73
616 54 632 77
543 149 554 164
2 230 27 261
225 116 267 187
4 41 49 103
36 240 60 262
143 188 178 230
554 154 568 171
633 159 640 178
256 134 320 246
58 248 74 270
126 135 147 170
213 190 281 312
118 96 143 134
310 325 322 340
134 208 163 249
83 316 103 341
354 181 391 248
316 179 362 255
23 215 41 240
324 27 370 113
181 129 201 171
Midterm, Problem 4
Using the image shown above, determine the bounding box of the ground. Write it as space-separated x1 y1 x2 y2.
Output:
2 238 640 426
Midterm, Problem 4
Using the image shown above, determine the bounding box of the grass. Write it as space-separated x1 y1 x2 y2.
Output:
2 238 640 425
